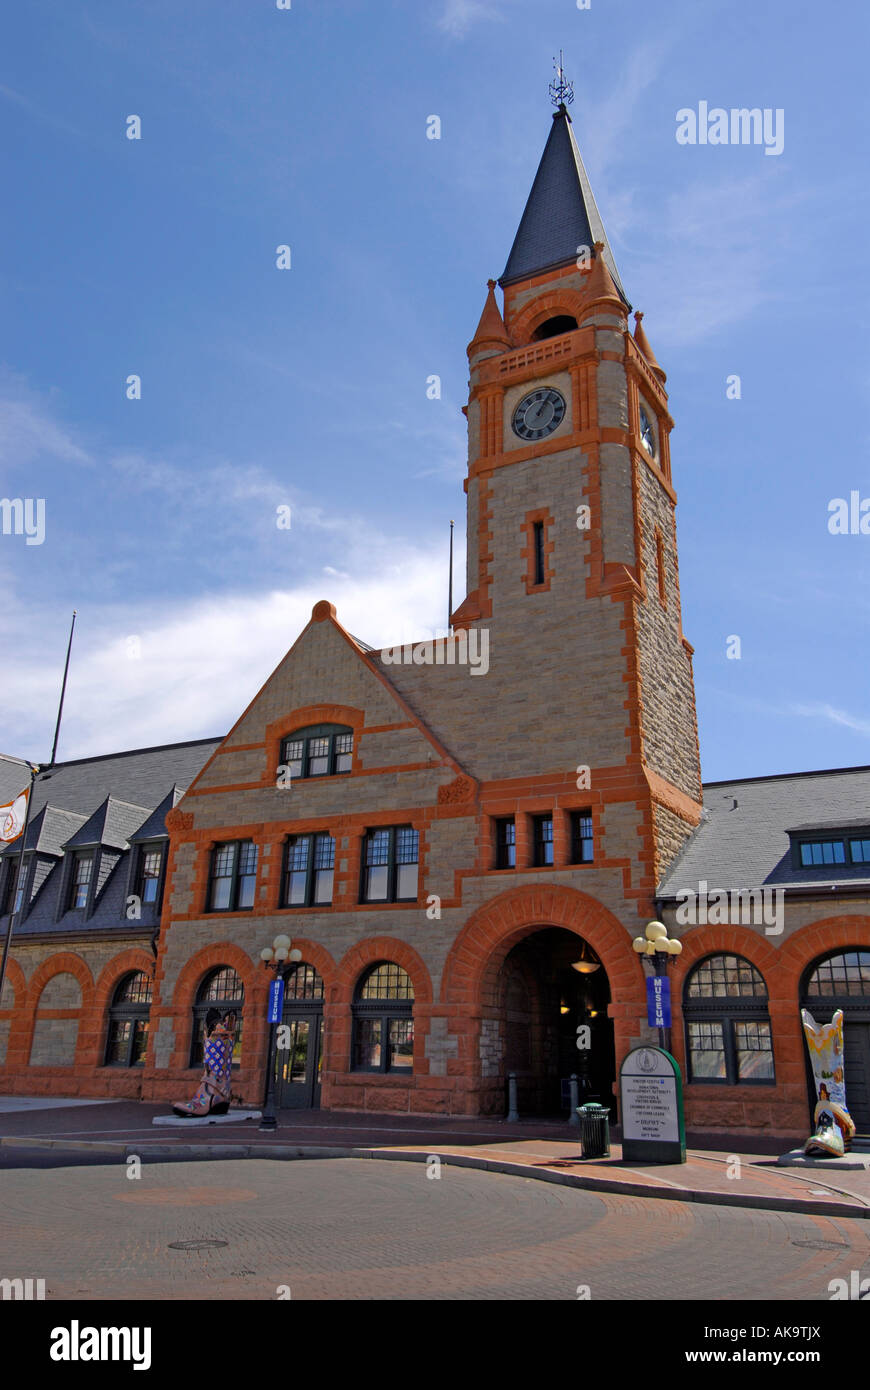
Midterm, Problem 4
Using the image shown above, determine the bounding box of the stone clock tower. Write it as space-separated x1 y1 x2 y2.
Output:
451 99 703 886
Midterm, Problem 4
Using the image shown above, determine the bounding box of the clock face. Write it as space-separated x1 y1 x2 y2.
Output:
512 387 566 441
639 405 657 457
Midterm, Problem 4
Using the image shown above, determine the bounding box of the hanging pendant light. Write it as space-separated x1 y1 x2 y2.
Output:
571 940 600 975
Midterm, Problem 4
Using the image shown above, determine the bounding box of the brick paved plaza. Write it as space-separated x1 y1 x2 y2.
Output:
2 1155 869 1301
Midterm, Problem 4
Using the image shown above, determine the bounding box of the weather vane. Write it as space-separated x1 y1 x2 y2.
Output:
549 51 574 108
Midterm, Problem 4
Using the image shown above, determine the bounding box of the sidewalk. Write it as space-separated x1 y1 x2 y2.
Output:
1 1096 868 1219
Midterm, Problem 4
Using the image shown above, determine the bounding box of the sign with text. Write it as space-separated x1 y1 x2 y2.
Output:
619 1046 686 1164
646 975 671 1029
267 977 285 1025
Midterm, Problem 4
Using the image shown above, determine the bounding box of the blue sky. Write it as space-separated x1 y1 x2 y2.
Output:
1 0 868 781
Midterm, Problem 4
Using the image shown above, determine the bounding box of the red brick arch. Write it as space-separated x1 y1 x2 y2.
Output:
81 948 157 1069
27 952 94 1011
510 289 589 346
281 938 338 995
0 957 26 1011
779 916 870 992
442 884 640 1009
164 942 261 1075
334 937 433 1007
20 951 94 1074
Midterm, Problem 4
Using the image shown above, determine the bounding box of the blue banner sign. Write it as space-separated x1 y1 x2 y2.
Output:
268 977 285 1025
646 974 671 1029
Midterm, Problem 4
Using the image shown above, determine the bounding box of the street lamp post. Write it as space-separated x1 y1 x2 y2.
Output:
632 920 682 1051
258 935 302 1133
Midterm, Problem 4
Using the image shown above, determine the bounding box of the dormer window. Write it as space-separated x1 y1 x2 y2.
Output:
791 826 870 869
799 839 845 867
69 852 93 910
281 725 354 780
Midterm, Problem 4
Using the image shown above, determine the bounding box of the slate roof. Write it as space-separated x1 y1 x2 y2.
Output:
0 805 88 859
18 738 220 819
0 753 31 805
658 766 870 898
500 105 628 303
0 738 221 937
62 796 152 851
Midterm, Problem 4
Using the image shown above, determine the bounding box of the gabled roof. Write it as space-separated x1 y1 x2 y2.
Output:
129 786 183 842
62 795 152 851
658 765 870 897
0 804 88 859
500 104 628 303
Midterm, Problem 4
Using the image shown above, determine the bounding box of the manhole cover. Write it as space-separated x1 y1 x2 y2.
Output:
791 1240 850 1251
167 1239 228 1251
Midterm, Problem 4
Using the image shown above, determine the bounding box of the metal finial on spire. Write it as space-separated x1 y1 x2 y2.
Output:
549 50 574 108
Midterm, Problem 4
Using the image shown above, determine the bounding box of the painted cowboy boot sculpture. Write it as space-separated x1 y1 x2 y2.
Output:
172 1009 237 1117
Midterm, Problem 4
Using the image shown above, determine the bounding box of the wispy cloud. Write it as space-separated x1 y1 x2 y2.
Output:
437 0 510 37
2 552 457 761
792 702 870 739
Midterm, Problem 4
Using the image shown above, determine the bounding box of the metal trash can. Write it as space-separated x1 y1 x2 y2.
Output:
577 1102 610 1158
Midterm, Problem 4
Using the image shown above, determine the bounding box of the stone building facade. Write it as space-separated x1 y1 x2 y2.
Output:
1 104 868 1140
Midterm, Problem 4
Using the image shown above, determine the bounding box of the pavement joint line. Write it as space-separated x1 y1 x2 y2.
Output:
3 1134 868 1219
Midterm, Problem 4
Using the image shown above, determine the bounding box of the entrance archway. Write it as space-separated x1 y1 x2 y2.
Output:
500 927 614 1117
441 885 640 1118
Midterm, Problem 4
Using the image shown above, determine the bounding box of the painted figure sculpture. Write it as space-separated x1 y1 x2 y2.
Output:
172 1009 237 1118
801 1008 855 1157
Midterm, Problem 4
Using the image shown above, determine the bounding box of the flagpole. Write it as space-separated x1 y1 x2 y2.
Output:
0 763 38 1006
0 608 78 1004
51 610 76 766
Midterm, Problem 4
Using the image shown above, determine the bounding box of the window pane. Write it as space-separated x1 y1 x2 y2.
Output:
535 817 554 866
388 1018 414 1070
115 972 153 1005
395 828 419 864
282 740 304 778
285 965 324 1000
806 951 870 997
365 865 389 901
313 834 334 869
287 837 311 871
105 1020 132 1065
735 1021 774 1081
210 876 232 910
396 861 418 899
688 1021 726 1079
314 868 333 904
360 963 414 1001
687 955 766 999
308 737 330 775
334 733 353 772
572 813 593 862
353 1018 382 1069
131 1018 149 1067
201 968 243 1003
366 829 391 866
287 871 308 905
850 839 870 863
140 848 162 903
237 841 258 907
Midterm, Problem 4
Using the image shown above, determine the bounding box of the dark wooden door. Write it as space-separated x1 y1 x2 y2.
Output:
277 1012 323 1110
843 1023 870 1132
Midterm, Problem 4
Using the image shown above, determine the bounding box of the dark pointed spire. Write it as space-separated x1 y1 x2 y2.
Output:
499 105 628 305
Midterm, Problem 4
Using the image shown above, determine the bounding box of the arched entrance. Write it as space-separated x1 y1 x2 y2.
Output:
801 949 870 1135
499 927 614 1117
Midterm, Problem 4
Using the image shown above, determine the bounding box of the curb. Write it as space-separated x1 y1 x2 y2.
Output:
2 1134 868 1219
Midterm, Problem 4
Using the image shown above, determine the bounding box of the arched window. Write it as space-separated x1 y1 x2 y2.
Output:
683 954 774 1084
352 962 414 1073
105 971 153 1067
191 967 245 1067
804 950 870 1000
531 315 578 341
280 724 353 781
284 963 325 1001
